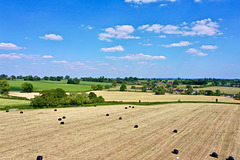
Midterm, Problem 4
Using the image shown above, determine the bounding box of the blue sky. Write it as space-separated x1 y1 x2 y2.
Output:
0 0 239 78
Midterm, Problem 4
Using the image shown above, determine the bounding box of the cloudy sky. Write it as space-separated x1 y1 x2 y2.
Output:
0 0 239 78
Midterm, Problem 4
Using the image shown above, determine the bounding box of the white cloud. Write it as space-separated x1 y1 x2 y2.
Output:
124 0 176 4
186 48 208 56
138 18 222 37
42 55 55 59
39 34 63 40
51 60 69 64
99 25 140 42
0 53 55 60
163 41 192 47
194 0 201 2
87 25 93 30
106 53 166 60
138 24 150 30
101 45 124 52
143 43 152 46
0 42 22 50
159 3 167 7
97 63 110 66
159 35 166 38
200 45 218 49
135 61 157 65
125 0 158 4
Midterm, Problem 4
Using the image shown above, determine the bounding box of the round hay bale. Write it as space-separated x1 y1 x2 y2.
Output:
132 106 135 108
125 107 128 109
172 149 179 154
54 109 57 111
62 116 66 119
227 156 234 160
173 129 178 133
106 114 109 116
134 125 138 128
210 152 218 158
36 155 43 160
58 118 62 121
20 111 23 114
6 110 9 112
119 117 122 120
94 105 96 107
60 121 64 125
129 106 131 108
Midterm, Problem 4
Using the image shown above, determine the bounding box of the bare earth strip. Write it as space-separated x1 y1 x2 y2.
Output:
0 103 239 160
93 91 240 103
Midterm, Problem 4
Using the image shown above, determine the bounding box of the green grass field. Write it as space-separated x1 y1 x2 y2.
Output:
8 80 111 92
0 98 30 108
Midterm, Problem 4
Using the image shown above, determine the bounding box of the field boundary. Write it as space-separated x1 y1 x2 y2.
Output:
1 100 240 111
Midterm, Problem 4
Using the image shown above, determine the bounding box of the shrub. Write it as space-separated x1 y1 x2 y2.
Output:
120 84 127 91
20 82 33 93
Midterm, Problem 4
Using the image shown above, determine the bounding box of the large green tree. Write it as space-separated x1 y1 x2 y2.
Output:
20 82 33 93
0 80 10 94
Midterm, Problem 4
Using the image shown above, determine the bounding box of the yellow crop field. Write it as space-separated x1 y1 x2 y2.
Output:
196 86 240 94
0 103 239 159
93 91 240 103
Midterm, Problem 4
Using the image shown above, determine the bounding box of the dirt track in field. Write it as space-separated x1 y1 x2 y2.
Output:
0 104 239 160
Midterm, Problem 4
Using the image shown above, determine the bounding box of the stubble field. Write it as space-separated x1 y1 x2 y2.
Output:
1 103 239 160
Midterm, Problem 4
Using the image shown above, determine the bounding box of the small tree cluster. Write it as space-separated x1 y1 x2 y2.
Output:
31 88 105 108
67 78 80 84
91 84 103 90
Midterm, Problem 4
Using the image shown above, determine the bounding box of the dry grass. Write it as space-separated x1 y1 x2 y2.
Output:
196 86 240 94
8 92 40 99
0 103 239 159
93 91 240 103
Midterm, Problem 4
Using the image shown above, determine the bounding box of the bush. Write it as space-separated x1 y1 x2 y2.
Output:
120 84 127 91
67 78 80 84
0 80 10 94
20 82 33 93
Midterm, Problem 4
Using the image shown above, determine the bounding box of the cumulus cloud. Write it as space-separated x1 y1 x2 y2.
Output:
101 45 124 52
200 45 218 49
163 41 192 47
138 18 222 36
98 25 140 42
0 42 22 50
0 53 55 60
39 34 63 40
106 53 166 60
97 63 110 66
51 60 98 70
186 48 208 56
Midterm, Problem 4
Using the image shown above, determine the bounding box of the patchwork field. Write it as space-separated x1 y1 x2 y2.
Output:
197 86 240 94
0 98 30 108
93 91 240 103
8 80 111 92
1 103 239 160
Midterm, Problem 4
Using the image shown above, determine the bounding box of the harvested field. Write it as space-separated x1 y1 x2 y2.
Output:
8 92 40 99
0 103 239 159
197 86 240 94
93 91 240 103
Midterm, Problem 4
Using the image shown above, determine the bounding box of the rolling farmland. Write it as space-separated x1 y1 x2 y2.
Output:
1 103 239 159
93 91 240 103
8 80 111 92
